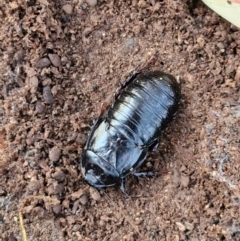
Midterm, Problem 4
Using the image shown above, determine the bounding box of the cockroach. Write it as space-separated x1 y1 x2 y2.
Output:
80 58 181 195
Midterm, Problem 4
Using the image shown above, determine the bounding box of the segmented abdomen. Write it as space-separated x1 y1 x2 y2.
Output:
107 71 180 147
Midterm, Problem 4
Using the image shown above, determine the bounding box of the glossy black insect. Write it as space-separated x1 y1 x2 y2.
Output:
80 64 180 195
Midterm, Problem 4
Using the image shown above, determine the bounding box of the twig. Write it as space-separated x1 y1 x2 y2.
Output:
19 211 28 241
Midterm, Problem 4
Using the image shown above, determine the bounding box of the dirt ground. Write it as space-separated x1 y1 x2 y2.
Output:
0 0 240 240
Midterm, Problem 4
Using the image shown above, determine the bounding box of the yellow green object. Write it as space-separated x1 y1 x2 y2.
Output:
202 0 240 28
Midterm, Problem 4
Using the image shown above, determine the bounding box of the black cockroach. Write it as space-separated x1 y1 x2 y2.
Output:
80 57 181 195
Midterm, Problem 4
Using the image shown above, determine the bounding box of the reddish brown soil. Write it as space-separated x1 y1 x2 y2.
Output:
0 1 240 240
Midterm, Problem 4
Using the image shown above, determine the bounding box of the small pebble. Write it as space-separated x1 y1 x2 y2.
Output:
52 169 65 182
225 79 236 88
196 37 205 48
72 200 80 214
27 180 41 192
62 200 70 209
76 133 87 145
66 215 75 225
30 76 39 88
235 66 240 81
71 189 85 200
26 67 37 78
32 206 46 218
235 66 240 87
49 146 61 162
225 65 234 75
86 0 97 6
43 86 53 104
176 222 186 232
36 101 45 114
146 162 152 168
172 169 180 186
185 222 194 231
48 54 61 67
79 194 88 205
68 132 77 142
48 182 64 195
14 49 25 63
29 76 39 93
62 4 73 14
99 220 105 227
52 203 61 214
35 58 51 68
81 3 87 9
180 175 190 188
0 214 3 223
82 27 93 37
89 187 100 201
42 78 52 86
73 224 81 232
46 42 54 49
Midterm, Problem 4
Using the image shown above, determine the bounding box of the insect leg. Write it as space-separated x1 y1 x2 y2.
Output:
133 171 155 178
148 138 159 152
120 179 131 198
137 137 159 151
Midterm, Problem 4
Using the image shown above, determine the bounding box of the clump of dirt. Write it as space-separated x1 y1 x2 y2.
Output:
0 0 239 240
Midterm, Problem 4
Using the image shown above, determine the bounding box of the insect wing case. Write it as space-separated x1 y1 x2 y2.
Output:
107 71 180 146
